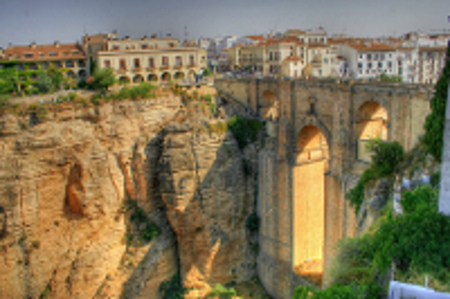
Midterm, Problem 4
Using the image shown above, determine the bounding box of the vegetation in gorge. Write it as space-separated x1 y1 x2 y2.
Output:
159 274 187 299
423 46 450 162
346 139 405 212
126 200 160 243
228 115 263 149
295 184 450 298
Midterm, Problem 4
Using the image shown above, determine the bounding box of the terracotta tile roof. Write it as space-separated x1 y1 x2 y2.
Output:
245 35 266 41
283 56 302 62
4 43 86 62
419 46 447 52
348 42 395 52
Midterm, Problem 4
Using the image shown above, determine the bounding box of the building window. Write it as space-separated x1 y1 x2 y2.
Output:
113 45 119 50
55 62 62 68
120 59 126 70
134 58 140 68
78 60 86 67
201 56 206 62
359 54 363 59
162 56 168 67
149 58 154 68
380 54 385 60
189 55 194 66
65 60 74 68
24 53 33 58
42 62 48 69
367 54 372 60
388 62 392 68
141 44 148 49
49 52 57 57
29 63 38 70
368 62 372 69
358 62 363 68
378 62 382 68
104 60 111 68
175 56 182 67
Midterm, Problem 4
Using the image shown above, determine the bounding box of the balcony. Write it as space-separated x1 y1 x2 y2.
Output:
160 65 169 70
146 66 156 72
132 67 142 73
174 64 183 69
118 68 127 74
187 64 196 68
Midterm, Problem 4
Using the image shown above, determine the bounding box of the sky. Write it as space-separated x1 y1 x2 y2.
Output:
0 0 449 47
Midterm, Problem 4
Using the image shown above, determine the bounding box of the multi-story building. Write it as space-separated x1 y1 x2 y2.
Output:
227 30 340 78
0 42 88 82
335 41 398 80
94 35 207 84
418 46 447 84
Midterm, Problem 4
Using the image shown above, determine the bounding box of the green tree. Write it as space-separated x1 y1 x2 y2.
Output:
47 65 64 90
423 46 450 162
91 68 116 91
36 71 53 93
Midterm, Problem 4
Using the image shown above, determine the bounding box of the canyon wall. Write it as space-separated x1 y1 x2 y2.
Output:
0 95 258 298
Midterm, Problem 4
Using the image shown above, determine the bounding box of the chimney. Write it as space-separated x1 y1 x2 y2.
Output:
54 41 60 48
123 35 130 41
141 35 147 40
30 42 37 49
151 34 157 39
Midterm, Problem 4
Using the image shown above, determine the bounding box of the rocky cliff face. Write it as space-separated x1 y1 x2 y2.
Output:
0 95 258 298
157 112 258 298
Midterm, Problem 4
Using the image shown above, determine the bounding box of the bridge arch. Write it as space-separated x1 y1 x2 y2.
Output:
260 90 279 120
356 100 388 161
293 125 330 284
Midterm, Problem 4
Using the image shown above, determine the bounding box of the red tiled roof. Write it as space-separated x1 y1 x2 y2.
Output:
4 43 86 62
283 56 302 62
246 35 266 41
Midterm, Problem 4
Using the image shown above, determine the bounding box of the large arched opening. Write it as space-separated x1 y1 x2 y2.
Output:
147 73 158 82
356 101 388 161
161 72 171 82
133 74 144 83
174 71 185 80
118 76 131 84
293 125 329 284
260 91 279 120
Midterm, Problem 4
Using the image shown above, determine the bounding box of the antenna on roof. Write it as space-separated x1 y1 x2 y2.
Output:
184 25 188 43
83 23 87 35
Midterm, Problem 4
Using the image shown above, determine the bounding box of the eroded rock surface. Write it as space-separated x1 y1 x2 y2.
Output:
0 97 180 298
158 118 258 298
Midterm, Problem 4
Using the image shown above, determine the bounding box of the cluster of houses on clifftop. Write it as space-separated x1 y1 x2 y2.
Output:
204 29 448 84
0 28 448 89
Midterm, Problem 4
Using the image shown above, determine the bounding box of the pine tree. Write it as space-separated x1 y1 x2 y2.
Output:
423 45 450 162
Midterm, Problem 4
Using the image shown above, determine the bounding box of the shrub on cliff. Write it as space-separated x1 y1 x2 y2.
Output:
346 140 404 212
159 274 186 299
228 116 262 149
320 184 450 297
423 46 450 162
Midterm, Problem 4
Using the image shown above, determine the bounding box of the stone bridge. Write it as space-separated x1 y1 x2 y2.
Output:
215 78 432 298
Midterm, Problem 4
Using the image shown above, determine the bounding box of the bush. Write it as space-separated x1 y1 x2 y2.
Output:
401 185 437 214
206 283 237 298
346 140 404 212
228 116 262 149
126 200 160 242
245 212 260 233
159 274 186 299
293 283 369 299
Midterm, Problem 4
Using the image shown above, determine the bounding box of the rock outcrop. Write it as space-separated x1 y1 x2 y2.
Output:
158 115 259 298
0 97 180 298
0 95 259 298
